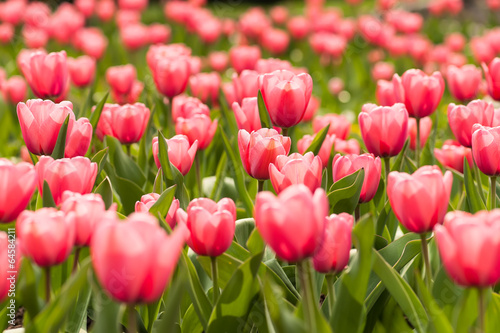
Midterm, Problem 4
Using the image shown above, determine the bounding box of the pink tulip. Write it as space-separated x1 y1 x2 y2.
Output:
312 114 350 139
448 100 494 147
446 65 482 102
238 128 291 180
335 138 361 155
135 193 179 228
0 232 18 302
175 114 217 150
328 77 344 96
332 153 382 203
255 58 293 74
148 23 171 45
17 99 75 156
435 210 500 287
445 33 466 52
18 50 69 100
46 4 85 44
232 97 261 133
17 208 75 267
407 117 432 150
254 185 328 262
1 76 26 104
171 95 210 122
36 156 97 205
229 45 261 74
388 166 452 233
471 124 500 176
312 213 353 274
302 96 320 122
269 152 322 194
0 23 14 43
106 64 136 96
287 16 310 40
68 56 96 88
209 51 229 72
376 79 398 106
270 6 289 25
121 23 150 50
60 192 115 247
96 0 115 21
189 72 221 105
91 214 188 303
358 103 409 157
259 70 313 128
112 80 143 105
96 103 150 144
232 70 260 103
152 56 191 99
0 159 37 223
434 141 473 173
238 8 271 40
23 2 51 28
222 82 237 106
176 198 236 257
65 118 93 158
72 28 108 59
482 57 500 101
260 28 290 55
118 0 148 11
0 0 26 26
372 62 395 81
75 0 95 17
152 135 198 175
297 133 335 167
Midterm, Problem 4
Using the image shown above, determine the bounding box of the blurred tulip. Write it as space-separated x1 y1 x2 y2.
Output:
65 118 92 158
175 114 217 150
270 6 288 25
135 193 179 229
408 117 432 150
445 33 466 52
0 24 14 43
358 103 409 157
376 79 397 106
313 114 350 139
152 135 198 176
446 65 482 102
312 213 353 273
254 185 328 262
471 124 500 176
471 37 496 65
332 153 382 203
287 16 310 40
232 97 261 132
17 208 75 267
152 56 191 99
75 0 95 17
120 23 150 50
238 128 291 180
23 1 51 28
448 100 494 147
297 133 335 167
112 80 143 105
232 70 259 103
388 166 452 233
118 0 147 11
255 58 293 74
434 141 473 173
17 99 75 156
1 76 26 104
22 26 49 49
47 4 85 44
176 198 236 257
435 210 500 287
96 0 115 21
260 28 290 55
335 138 361 155
222 82 237 106
328 77 344 95
208 51 228 72
0 159 37 223
148 23 171 45
106 64 136 96
96 103 150 144
189 72 221 105
372 62 394 81
171 95 210 122
36 156 97 205
229 45 261 74
301 96 320 122
238 8 271 40
68 56 96 88
482 57 500 101
91 214 188 303
0 0 26 26
269 152 322 194
73 28 108 59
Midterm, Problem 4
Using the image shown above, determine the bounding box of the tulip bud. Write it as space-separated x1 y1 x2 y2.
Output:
1 76 26 104
297 133 336 167
471 124 500 176
232 70 260 103
446 65 482 102
175 114 217 150
448 100 494 147
171 95 210 122
135 194 180 228
232 97 261 133
96 103 150 144
269 152 323 194
482 57 500 101
106 64 137 96
152 56 191 99
408 117 432 150
434 141 473 173
229 45 261 74
376 79 397 106
312 114 350 139
189 72 221 105
68 56 96 88
152 135 198 175
65 117 93 158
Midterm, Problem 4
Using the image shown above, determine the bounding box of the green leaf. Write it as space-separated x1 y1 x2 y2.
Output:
51 114 71 159
486 292 500 333
208 152 228 200
372 249 428 333
17 259 43 320
305 124 330 156
65 278 92 333
105 136 146 187
258 90 272 129
91 283 122 333
89 91 109 130
181 305 203 333
247 228 265 255
234 218 256 249
94 176 114 209
152 269 187 333
91 147 109 176
148 185 176 218
464 157 486 213
43 181 56 208
104 162 145 215
218 88 239 137
391 140 409 172
327 168 365 214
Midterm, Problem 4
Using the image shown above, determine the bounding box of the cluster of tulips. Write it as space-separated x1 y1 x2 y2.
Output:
3 0 500 332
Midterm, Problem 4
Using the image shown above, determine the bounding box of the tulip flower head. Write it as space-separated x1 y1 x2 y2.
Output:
448 100 494 147
135 193 180 229
152 135 198 176
471 124 500 176
269 152 323 194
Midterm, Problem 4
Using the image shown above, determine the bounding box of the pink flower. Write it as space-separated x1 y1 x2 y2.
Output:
68 56 96 88
407 117 432 150
135 193 179 228
96 103 150 144
232 97 261 132
152 135 198 176
269 152 323 194
448 100 494 147
175 114 217 150
312 114 350 139
446 65 482 102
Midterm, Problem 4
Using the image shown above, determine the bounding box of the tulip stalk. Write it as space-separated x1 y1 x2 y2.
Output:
211 256 220 304
383 157 391 204
420 234 432 288
478 288 487 333
45 267 51 303
72 248 81 274
195 153 203 198
126 144 131 157
297 260 317 332
490 177 496 210
127 305 137 333
415 118 421 168
325 274 336 318
258 180 265 193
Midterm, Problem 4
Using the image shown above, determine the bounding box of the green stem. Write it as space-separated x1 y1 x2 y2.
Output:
72 247 81 275
126 144 131 157
211 256 220 304
258 180 265 193
45 267 51 303
127 304 137 333
297 260 317 332
415 117 421 168
354 204 360 223
478 288 487 333
326 274 336 318
383 157 391 204
195 153 202 198
490 177 497 210
473 159 486 203
282 127 289 136
420 233 432 289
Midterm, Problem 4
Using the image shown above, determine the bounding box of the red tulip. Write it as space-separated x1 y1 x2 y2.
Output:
60 192 115 247
105 64 136 96
65 118 92 158
17 99 75 156
17 208 75 267
135 193 179 228
232 70 259 103
408 117 432 150
448 100 494 147
176 198 236 257
1 76 26 104
189 72 221 105
297 133 335 167
446 65 482 102
388 166 452 233
96 103 150 144
152 135 198 175
175 114 217 150
229 45 261 74
471 124 500 176
232 97 261 133
269 152 323 194
435 210 500 287
482 57 500 101
171 95 210 122
312 114 350 139
312 213 353 274
238 128 291 180
254 185 328 262
19 50 69 100
0 159 37 223
152 56 191 99
358 103 409 157
91 214 188 303
68 56 96 88
332 153 382 203
36 156 97 205
393 69 445 118
434 141 473 173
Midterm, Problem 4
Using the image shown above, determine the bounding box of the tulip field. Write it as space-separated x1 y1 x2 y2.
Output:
4 0 500 332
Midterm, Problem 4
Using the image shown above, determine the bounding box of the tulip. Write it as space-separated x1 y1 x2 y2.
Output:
434 141 473 173
96 103 150 144
24 2 51 28
260 28 290 55
65 118 93 158
73 28 108 60
171 95 210 122
208 51 228 72
302 96 320 122
332 153 382 203
254 184 328 262
372 62 394 81
270 6 288 25
17 99 76 156
0 23 14 43
68 56 96 88
238 128 291 180
189 72 221 105
152 135 198 175
135 193 180 228
269 152 323 194
393 69 445 118
152 56 191 99
297 133 335 167
175 114 217 150
75 0 95 17
232 97 261 132
239 8 271 39
91 213 189 304
376 79 398 106
0 0 25 26
229 45 261 74
112 80 144 105
446 65 482 101
232 70 260 103
149 23 171 45
448 100 494 147
328 77 344 96
435 210 500 287
312 213 353 273
36 156 97 205
408 117 432 150
259 70 313 129
46 4 85 44
0 159 37 223
1 76 26 104
118 0 148 12
335 138 361 155
471 124 500 177
121 23 150 51
358 103 409 158
17 208 75 267
96 0 116 21
18 50 69 100
176 198 236 257
105 64 136 96
312 114 350 139
287 16 310 40
482 57 500 101
255 58 293 74
222 82 237 106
